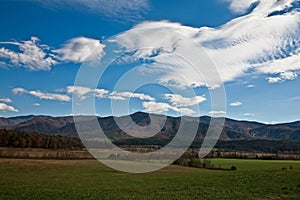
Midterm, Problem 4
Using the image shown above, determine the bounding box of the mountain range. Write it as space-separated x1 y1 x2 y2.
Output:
0 112 299 143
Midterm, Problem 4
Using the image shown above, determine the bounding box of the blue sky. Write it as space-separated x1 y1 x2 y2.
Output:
0 0 300 123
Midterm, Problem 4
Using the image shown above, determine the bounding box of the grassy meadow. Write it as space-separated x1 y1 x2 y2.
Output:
0 158 299 200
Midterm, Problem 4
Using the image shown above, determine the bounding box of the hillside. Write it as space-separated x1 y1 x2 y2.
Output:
0 112 299 143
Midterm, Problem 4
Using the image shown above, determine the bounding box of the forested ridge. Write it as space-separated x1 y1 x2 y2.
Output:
0 129 83 149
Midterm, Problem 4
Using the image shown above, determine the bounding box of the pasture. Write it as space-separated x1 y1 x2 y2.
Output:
0 158 299 200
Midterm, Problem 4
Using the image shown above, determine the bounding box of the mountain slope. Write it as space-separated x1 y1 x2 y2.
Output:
0 113 299 142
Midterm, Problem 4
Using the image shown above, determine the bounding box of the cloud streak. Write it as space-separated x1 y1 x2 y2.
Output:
230 101 242 107
34 0 149 22
13 87 71 102
28 90 71 102
0 98 12 103
66 86 155 101
209 111 226 115
244 113 255 116
0 103 18 112
109 91 155 101
13 85 201 116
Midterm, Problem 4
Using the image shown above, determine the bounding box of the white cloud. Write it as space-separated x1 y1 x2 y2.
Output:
209 111 226 115
12 87 71 102
176 107 195 116
66 86 93 100
164 94 206 107
266 71 298 83
66 86 153 101
0 103 18 112
266 77 282 83
112 21 223 89
258 54 300 74
243 113 255 116
280 71 298 80
142 102 170 113
109 91 155 101
94 89 110 98
111 0 300 88
108 95 127 101
0 37 57 70
0 98 12 103
33 103 41 107
28 90 71 102
34 0 149 22
230 101 242 107
247 84 256 88
12 88 28 95
54 37 105 63
0 36 105 70
197 0 300 83
224 0 258 14
2 1 298 86
142 101 195 115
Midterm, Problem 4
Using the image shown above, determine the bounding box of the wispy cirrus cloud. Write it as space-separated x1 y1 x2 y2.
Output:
0 37 57 70
197 0 300 83
2 1 299 88
33 0 149 22
111 0 300 88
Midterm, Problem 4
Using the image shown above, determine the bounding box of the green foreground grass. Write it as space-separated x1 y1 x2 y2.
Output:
0 158 299 200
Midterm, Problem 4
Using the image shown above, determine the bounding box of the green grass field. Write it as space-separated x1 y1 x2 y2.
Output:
0 158 299 200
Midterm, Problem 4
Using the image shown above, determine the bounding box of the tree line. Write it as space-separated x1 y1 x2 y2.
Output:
0 129 83 149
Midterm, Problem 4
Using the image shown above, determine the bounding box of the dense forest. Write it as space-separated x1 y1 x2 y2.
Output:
215 140 300 154
0 129 83 149
1 128 300 154
113 138 300 154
